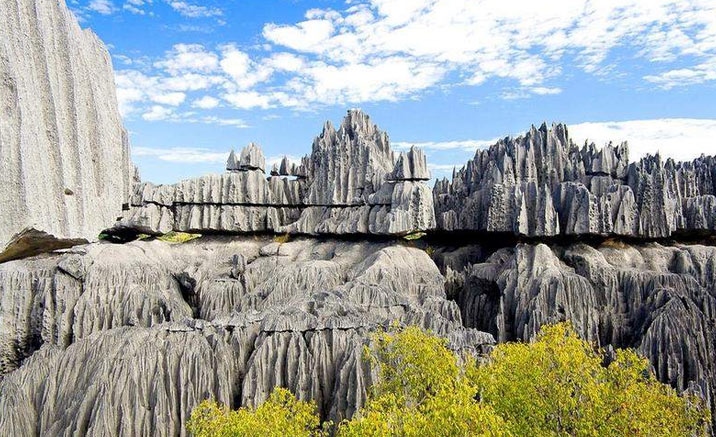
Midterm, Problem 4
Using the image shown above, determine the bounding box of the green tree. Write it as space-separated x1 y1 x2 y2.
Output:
337 326 508 436
187 388 324 437
470 323 709 436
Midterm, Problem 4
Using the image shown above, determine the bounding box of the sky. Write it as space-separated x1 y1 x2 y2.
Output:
70 0 716 184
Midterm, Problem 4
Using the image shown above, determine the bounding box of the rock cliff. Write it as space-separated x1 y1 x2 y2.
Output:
0 0 133 252
439 240 716 418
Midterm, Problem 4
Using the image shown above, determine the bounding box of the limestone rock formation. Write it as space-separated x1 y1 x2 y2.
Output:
116 110 436 237
434 123 716 239
0 0 133 250
0 236 491 435
439 241 716 415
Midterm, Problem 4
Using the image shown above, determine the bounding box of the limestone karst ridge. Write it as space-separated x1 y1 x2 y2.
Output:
115 109 436 237
117 115 716 241
434 122 716 238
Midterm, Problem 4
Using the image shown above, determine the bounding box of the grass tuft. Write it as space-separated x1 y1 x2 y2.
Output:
157 231 201 244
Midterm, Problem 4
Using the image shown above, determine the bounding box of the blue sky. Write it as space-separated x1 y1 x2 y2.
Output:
71 0 716 184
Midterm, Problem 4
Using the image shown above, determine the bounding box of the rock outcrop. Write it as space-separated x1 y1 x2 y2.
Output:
0 236 491 435
116 110 436 237
0 0 134 250
434 123 716 238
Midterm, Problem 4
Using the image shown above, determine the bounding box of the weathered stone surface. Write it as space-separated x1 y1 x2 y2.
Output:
0 0 133 249
440 241 716 416
116 110 435 236
434 123 716 239
0 236 491 435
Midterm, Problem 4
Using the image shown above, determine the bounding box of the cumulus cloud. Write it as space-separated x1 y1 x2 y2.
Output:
123 0 151 15
142 105 174 121
114 0 716 119
192 96 220 109
154 44 220 74
88 0 115 15
167 1 222 18
569 119 716 163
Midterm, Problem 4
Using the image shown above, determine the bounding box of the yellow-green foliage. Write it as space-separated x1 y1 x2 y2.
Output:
157 231 201 243
402 232 426 241
187 388 324 437
186 323 709 437
273 233 291 244
471 323 709 436
338 326 507 436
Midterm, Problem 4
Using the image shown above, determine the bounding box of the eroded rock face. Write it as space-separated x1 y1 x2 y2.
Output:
116 110 436 237
0 0 133 249
434 123 716 238
0 236 491 435
440 241 716 415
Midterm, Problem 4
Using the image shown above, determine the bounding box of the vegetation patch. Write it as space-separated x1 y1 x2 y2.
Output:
402 232 427 241
273 233 291 244
157 231 201 244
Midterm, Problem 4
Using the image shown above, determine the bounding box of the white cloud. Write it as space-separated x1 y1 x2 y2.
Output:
113 0 716 118
192 96 220 109
644 59 716 89
266 154 301 168
88 0 115 14
167 1 222 18
154 44 219 74
142 105 174 121
256 0 716 100
123 0 151 14
133 146 227 163
531 86 562 95
223 91 273 110
151 92 186 106
569 118 716 163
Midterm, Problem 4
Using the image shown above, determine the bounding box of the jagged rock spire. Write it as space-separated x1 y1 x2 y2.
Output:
226 143 266 172
390 146 430 181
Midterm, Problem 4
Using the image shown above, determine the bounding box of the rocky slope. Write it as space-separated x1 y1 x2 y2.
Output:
0 0 133 253
5 114 715 434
